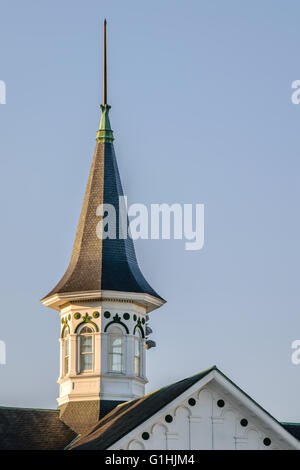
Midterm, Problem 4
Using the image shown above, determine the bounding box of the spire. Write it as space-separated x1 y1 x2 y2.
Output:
41 22 165 434
96 19 114 143
42 20 164 311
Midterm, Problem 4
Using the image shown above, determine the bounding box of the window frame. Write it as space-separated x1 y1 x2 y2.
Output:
134 328 142 377
63 326 70 377
78 325 95 373
108 326 124 374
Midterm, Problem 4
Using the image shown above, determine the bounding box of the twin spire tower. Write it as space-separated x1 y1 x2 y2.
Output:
41 21 165 434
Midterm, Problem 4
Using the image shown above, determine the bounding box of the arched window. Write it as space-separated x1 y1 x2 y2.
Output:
109 326 123 373
134 329 142 376
63 326 70 376
79 326 94 372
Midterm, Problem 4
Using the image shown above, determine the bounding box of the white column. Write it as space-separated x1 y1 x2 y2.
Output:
126 335 135 376
94 332 101 374
58 338 63 379
101 332 108 374
141 338 146 379
69 334 77 375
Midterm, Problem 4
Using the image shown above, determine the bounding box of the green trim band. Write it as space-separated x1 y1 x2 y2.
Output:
61 323 70 338
104 314 129 334
74 313 99 333
75 319 99 334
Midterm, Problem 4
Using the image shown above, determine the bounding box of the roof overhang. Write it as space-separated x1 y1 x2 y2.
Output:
41 290 166 313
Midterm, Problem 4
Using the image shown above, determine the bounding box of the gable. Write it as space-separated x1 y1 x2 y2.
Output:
109 371 299 451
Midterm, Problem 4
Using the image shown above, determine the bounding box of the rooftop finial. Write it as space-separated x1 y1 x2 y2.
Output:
103 18 107 106
96 19 114 143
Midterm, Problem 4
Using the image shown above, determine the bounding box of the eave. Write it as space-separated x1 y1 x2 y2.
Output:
41 289 166 313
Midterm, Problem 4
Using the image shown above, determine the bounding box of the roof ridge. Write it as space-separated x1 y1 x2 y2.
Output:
0 406 58 412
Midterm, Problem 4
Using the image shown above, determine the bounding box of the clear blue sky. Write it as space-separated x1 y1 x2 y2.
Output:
0 0 300 422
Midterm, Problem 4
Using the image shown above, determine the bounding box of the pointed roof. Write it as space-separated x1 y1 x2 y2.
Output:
42 21 164 308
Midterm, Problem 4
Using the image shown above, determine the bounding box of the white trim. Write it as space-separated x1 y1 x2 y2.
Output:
41 290 165 312
108 369 300 450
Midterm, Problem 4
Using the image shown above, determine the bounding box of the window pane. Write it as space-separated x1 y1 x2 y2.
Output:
81 336 92 352
112 337 121 347
109 328 123 372
112 346 122 355
110 326 122 335
111 353 122 372
80 326 92 334
81 353 92 371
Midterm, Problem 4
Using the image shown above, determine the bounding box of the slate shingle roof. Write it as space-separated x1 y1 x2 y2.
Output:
0 407 76 450
42 142 162 301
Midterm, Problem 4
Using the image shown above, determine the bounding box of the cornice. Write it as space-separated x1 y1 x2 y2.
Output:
41 289 166 312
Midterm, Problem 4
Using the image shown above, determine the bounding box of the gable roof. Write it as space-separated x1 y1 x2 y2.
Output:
68 366 300 450
67 366 216 450
0 407 76 450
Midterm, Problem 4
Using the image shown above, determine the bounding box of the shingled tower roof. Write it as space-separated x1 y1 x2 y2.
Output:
42 20 163 308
